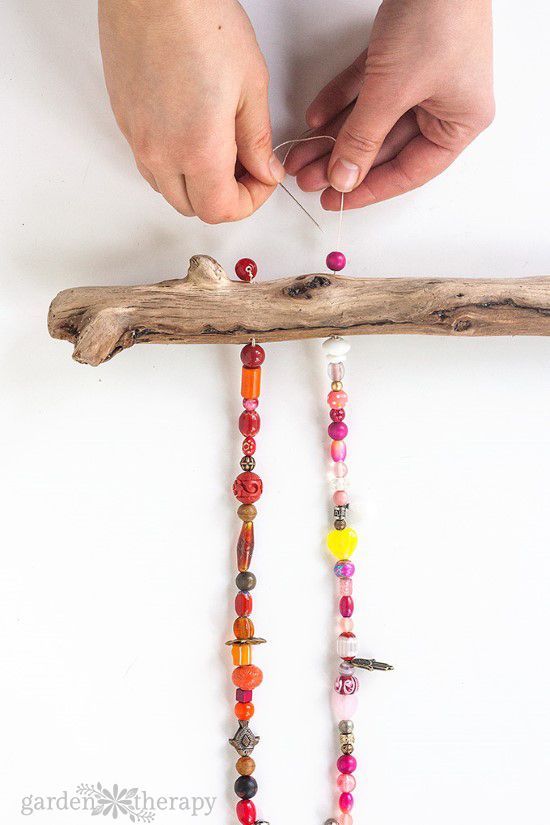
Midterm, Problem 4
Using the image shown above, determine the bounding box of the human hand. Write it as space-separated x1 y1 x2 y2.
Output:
285 0 494 210
99 0 285 222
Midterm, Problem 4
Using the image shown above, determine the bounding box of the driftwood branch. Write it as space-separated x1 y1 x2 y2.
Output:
47 255 550 366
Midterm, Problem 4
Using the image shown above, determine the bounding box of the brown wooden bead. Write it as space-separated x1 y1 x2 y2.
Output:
236 756 256 776
238 504 257 522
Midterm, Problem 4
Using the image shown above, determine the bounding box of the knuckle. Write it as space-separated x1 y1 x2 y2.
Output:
243 125 272 153
340 125 379 156
198 205 239 225
389 157 415 193
133 135 166 168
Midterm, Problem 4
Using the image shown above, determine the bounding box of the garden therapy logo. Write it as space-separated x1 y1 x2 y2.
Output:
20 783 216 818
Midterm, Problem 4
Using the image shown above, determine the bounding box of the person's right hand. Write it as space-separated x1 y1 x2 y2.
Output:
99 0 285 223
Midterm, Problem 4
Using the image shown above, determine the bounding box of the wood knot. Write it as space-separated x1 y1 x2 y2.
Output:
453 318 473 333
284 276 332 299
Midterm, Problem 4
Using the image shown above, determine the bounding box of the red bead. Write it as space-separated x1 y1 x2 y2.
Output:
242 437 256 456
237 521 254 572
340 596 354 618
236 799 256 825
235 259 258 282
235 591 253 616
326 251 346 272
241 343 265 367
239 410 260 437
330 408 346 422
233 472 263 504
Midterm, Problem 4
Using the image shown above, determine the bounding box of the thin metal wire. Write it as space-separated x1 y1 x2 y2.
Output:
273 136 345 250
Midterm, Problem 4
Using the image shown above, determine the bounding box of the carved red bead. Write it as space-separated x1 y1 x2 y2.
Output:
235 258 258 282
242 437 256 456
233 472 263 504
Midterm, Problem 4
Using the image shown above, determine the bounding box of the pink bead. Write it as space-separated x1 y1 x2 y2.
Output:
340 814 353 825
333 491 349 506
337 774 356 793
339 793 354 813
328 390 348 409
340 618 354 632
340 596 354 617
326 251 346 272
334 673 359 695
243 398 258 411
328 422 348 440
339 578 353 596
337 754 357 774
332 692 359 719
328 362 345 381
333 461 348 478
331 440 347 462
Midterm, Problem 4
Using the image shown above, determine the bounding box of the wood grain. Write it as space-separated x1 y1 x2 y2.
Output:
47 255 550 366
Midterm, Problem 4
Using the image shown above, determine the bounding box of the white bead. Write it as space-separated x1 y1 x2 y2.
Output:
322 337 351 359
336 633 358 659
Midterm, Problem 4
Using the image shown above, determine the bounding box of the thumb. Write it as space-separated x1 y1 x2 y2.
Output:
236 87 285 186
328 76 410 192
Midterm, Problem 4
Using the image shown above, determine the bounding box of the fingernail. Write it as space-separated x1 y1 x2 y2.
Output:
269 153 286 183
329 159 360 192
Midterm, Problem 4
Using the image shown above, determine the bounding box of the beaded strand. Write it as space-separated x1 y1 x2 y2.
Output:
229 329 266 825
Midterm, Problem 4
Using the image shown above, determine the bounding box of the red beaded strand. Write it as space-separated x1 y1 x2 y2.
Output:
229 329 265 825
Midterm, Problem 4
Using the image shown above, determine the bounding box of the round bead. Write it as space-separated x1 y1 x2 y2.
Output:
236 799 256 825
332 381 343 392
236 571 256 591
235 591 253 616
235 259 258 282
333 462 348 478
326 251 346 272
234 617 254 639
235 775 258 800
328 422 348 441
239 410 261 437
334 673 359 695
334 519 346 530
242 437 256 457
327 527 358 560
331 440 347 462
334 561 355 578
339 578 353 595
333 490 349 506
240 455 256 472
339 793 354 813
328 390 348 409
241 343 265 367
339 662 354 675
236 756 256 776
232 665 263 690
337 755 357 774
243 398 258 411
330 408 346 422
325 820 339 825
339 720 354 734
237 503 257 521
328 362 345 381
322 336 351 360
235 702 254 721
340 618 354 632
233 472 263 504
336 632 358 660
340 596 354 617
337 773 356 792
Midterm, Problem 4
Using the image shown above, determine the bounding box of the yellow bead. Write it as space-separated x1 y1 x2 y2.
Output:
327 527 358 560
232 644 252 666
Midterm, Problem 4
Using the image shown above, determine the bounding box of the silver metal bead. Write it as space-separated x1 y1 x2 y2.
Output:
334 505 349 521
339 720 354 734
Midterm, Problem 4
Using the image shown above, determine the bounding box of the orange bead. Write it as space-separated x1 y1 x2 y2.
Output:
232 665 263 691
241 368 261 399
234 617 254 639
235 702 255 720
232 644 252 666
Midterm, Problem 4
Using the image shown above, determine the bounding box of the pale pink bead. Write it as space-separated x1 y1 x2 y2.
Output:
331 440 347 462
340 814 353 825
333 462 348 478
243 398 258 411
328 390 348 409
333 490 349 506
328 362 345 381
337 774 356 793
332 691 359 719
339 578 353 596
340 618 354 632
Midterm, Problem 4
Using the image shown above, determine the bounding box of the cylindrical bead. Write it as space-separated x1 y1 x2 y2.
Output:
232 644 251 666
340 596 354 617
336 632 358 659
328 362 345 381
241 367 261 399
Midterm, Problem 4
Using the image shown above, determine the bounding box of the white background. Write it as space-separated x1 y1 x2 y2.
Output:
2 1 550 823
